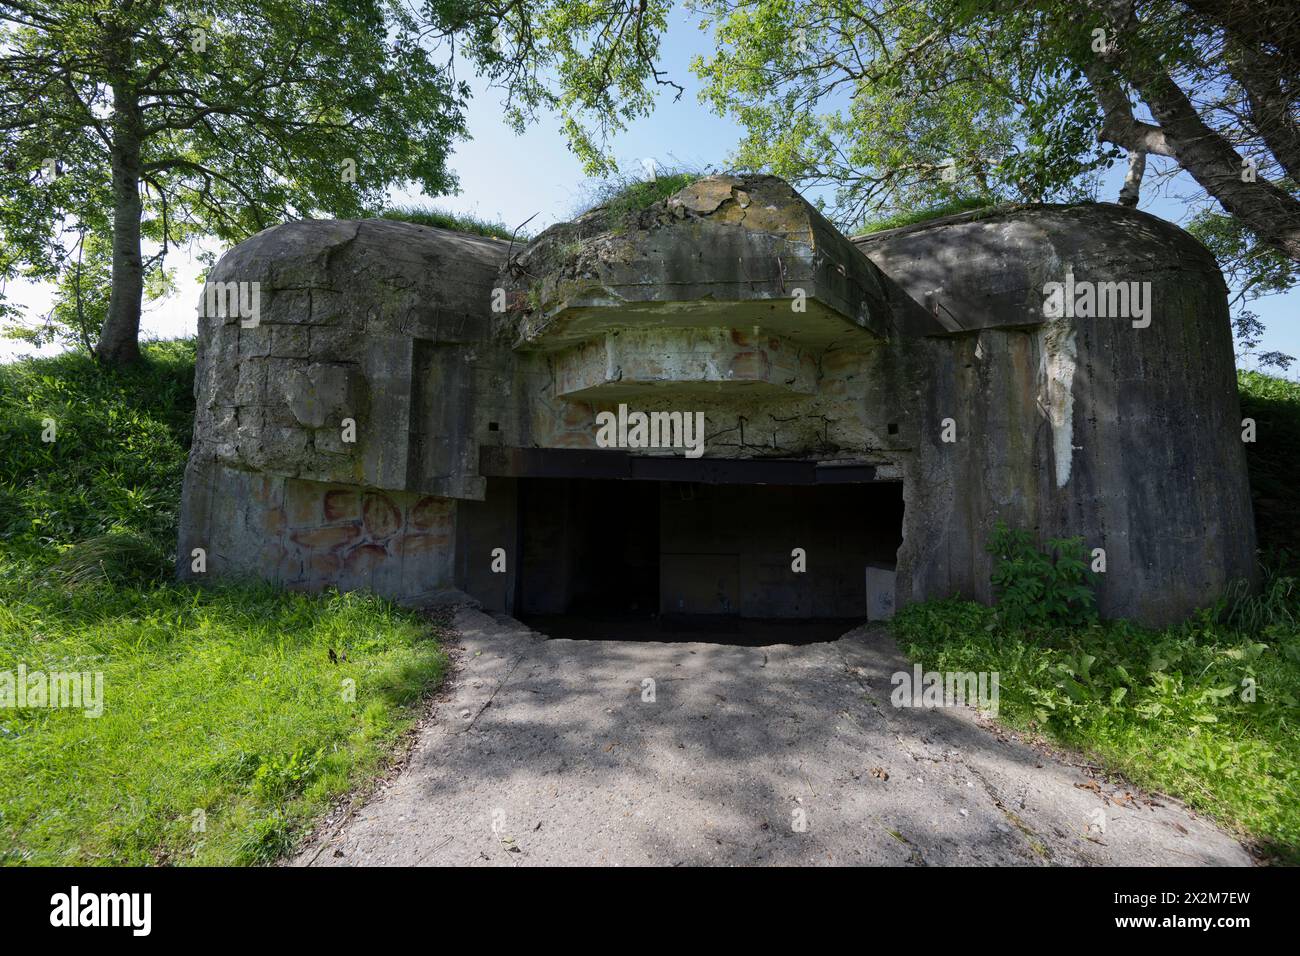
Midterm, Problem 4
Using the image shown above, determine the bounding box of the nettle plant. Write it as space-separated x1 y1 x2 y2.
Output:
987 521 1097 627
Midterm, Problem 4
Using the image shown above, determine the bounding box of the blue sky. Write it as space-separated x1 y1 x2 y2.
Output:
3 8 1296 371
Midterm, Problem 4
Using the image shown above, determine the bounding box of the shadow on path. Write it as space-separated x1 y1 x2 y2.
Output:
294 608 1253 867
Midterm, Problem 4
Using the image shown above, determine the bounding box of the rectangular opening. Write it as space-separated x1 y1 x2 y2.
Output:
513 475 903 641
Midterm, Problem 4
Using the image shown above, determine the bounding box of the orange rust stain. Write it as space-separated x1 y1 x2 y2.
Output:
285 481 319 526
323 489 360 522
561 401 595 429
289 524 361 551
411 496 452 530
729 351 771 378
262 507 286 536
362 492 402 537
343 543 389 575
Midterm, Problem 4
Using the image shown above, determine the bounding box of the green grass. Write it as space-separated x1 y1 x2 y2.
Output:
0 581 443 865
372 204 519 240
854 196 1002 235
0 339 194 563
577 169 702 221
0 342 446 865
893 582 1300 863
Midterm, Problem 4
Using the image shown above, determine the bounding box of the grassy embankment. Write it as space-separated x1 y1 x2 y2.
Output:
0 342 445 864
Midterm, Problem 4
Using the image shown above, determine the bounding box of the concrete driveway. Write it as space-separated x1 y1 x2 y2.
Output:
294 608 1252 866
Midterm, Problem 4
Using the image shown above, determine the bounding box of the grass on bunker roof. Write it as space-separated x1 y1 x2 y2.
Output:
373 204 522 241
575 168 704 221
853 195 1002 236
0 342 446 865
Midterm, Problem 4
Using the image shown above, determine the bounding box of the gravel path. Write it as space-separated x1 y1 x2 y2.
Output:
294 608 1253 867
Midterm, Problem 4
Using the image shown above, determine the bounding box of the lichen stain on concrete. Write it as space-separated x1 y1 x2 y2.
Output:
1037 318 1078 488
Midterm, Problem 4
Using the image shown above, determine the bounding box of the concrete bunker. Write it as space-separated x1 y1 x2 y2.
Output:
177 174 1258 630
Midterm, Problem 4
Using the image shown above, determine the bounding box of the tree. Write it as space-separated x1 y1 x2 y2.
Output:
682 1 1298 253
1 0 692 363
439 0 679 175
1082 1 1299 260
458 0 1300 276
1 0 471 365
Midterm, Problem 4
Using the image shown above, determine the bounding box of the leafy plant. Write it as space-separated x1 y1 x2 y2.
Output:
893 597 1300 863
987 521 1097 627
253 747 325 800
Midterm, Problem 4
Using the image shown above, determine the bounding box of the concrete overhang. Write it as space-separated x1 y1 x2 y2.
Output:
500 175 899 355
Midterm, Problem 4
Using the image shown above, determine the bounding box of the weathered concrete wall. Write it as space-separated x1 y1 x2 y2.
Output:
176 462 455 596
505 337 916 466
178 220 508 601
860 204 1257 624
187 219 507 497
500 175 918 349
897 329 1044 609
490 173 941 475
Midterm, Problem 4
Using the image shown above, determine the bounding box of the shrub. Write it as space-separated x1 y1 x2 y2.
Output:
987 521 1097 627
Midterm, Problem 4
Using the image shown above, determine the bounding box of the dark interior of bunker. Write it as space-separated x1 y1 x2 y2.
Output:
510 475 903 644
